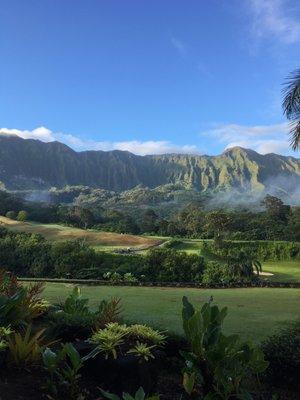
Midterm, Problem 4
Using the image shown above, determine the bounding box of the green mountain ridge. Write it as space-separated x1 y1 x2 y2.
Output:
0 135 299 192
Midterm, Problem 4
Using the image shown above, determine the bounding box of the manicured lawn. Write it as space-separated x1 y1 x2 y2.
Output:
172 239 205 254
42 283 300 342
262 260 300 282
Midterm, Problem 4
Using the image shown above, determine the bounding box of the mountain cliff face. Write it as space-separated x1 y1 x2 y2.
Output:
0 135 299 192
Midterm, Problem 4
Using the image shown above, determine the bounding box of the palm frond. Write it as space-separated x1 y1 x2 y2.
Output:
282 69 300 150
289 121 300 150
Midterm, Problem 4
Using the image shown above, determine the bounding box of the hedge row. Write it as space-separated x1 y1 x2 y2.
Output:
18 277 300 289
203 240 300 261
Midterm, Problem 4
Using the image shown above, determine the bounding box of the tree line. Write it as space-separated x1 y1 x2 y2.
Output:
1 190 299 242
0 227 299 284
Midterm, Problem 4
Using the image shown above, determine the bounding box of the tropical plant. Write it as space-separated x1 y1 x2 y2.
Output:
0 275 49 325
50 287 122 340
127 342 155 362
100 386 160 400
127 324 166 345
90 322 165 361
90 327 126 359
0 325 12 351
283 68 300 150
43 342 92 399
181 296 268 399
0 269 20 296
22 281 50 318
0 288 29 326
96 297 122 328
227 250 262 278
58 286 88 315
7 325 51 366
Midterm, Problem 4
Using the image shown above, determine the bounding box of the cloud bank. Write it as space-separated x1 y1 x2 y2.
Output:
202 122 291 154
0 122 295 156
0 127 199 156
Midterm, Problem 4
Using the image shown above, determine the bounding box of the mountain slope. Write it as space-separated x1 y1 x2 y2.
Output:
0 135 299 192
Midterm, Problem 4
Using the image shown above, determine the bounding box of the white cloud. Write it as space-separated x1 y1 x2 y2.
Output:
201 122 291 154
0 126 55 141
110 140 198 155
1 124 294 156
170 36 187 56
225 139 290 154
0 126 200 156
249 0 300 44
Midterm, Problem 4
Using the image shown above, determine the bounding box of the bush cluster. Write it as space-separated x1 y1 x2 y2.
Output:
262 322 300 389
0 228 299 284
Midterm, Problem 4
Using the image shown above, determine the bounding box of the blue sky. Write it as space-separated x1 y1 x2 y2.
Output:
1 0 300 156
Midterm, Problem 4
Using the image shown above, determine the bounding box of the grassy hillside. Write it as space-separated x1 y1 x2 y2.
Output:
41 283 300 342
0 216 161 250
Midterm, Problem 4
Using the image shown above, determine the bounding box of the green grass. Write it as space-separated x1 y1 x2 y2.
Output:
262 261 300 282
172 239 205 254
42 283 300 342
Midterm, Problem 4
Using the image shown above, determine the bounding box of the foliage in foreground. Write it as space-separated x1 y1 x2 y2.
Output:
48 286 122 341
43 342 92 399
90 322 166 361
0 274 297 399
262 321 300 389
100 386 160 400
181 296 268 399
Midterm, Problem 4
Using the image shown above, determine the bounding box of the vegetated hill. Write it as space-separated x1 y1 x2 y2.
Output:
0 135 299 193
0 215 161 249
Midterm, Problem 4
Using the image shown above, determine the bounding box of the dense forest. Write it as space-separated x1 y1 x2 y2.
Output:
1 189 299 242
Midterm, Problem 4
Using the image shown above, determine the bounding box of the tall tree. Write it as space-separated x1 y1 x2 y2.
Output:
283 69 300 150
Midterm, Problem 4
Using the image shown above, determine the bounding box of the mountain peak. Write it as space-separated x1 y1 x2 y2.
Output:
223 146 256 155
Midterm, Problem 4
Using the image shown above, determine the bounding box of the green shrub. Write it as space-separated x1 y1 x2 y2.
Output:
90 322 166 361
262 322 300 389
0 326 12 351
181 296 268 398
48 287 122 341
51 240 97 277
48 312 96 341
100 387 160 400
17 210 28 222
7 325 51 367
202 261 231 284
42 342 93 399
143 248 205 282
5 211 16 220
